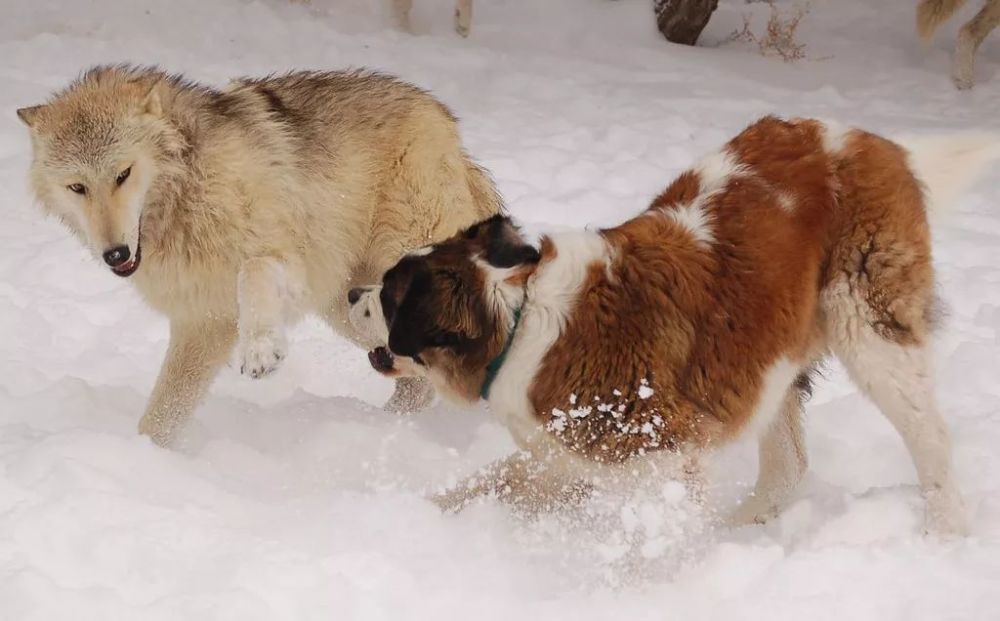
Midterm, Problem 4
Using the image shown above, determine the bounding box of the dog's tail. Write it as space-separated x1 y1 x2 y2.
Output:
917 0 966 41
897 133 1000 214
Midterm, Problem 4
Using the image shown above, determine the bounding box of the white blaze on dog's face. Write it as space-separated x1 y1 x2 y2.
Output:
18 79 176 278
366 216 539 403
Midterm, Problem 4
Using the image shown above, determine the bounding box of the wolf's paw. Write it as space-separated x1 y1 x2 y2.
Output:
239 330 287 379
925 489 969 537
137 413 176 448
726 496 779 527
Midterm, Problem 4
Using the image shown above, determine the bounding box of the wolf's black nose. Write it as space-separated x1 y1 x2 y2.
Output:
348 287 365 305
102 245 131 267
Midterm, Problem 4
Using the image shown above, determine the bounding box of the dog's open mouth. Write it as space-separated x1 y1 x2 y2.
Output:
111 240 142 278
368 346 395 374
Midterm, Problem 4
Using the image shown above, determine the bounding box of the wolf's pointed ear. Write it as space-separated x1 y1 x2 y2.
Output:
16 105 46 128
142 83 163 117
485 217 540 268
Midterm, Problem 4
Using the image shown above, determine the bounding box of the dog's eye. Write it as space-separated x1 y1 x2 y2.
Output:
115 166 132 187
67 183 87 195
427 331 463 349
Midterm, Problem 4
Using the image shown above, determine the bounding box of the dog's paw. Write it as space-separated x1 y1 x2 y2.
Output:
384 376 436 414
239 330 287 379
429 488 472 513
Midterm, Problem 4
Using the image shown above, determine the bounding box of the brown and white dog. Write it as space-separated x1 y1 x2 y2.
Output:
350 116 999 535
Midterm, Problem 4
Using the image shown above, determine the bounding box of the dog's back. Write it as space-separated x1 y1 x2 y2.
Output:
526 117 986 458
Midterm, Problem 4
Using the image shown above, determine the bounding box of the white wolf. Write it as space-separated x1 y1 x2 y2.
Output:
18 65 501 446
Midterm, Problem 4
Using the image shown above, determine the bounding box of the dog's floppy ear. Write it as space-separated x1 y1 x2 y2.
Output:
484 216 540 268
16 105 46 128
384 259 433 358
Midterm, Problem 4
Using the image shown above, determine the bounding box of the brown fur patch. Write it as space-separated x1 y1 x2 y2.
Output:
382 116 940 467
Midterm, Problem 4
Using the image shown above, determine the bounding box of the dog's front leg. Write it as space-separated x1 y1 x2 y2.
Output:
138 319 237 446
237 257 304 379
432 451 589 513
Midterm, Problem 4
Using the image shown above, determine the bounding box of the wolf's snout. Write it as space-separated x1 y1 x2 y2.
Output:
369 346 394 373
103 245 131 267
348 287 365 305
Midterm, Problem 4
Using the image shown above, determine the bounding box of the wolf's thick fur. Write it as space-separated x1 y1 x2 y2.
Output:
917 0 1000 89
19 65 501 446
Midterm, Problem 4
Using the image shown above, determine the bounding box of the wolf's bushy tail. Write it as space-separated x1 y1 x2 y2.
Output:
917 0 967 40
897 133 1000 214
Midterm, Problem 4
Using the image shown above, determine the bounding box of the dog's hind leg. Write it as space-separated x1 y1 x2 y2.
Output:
728 376 809 526
138 319 237 446
237 257 305 379
953 0 1000 89
832 326 967 535
821 247 967 536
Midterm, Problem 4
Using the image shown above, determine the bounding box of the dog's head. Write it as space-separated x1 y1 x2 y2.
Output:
17 65 187 278
351 216 539 403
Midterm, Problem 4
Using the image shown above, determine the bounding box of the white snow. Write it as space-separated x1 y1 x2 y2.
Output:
1 0 999 619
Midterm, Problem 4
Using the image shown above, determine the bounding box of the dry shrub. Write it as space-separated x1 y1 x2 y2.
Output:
727 0 810 62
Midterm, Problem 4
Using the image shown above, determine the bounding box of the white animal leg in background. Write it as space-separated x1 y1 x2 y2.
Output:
455 0 472 37
953 0 1000 89
835 331 968 535
392 0 414 32
729 384 808 525
237 257 304 379
138 319 237 446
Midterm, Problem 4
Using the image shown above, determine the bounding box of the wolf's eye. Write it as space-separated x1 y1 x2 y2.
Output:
115 167 131 186
67 183 87 195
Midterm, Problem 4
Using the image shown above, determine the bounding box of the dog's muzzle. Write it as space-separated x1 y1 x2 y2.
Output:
369 346 394 373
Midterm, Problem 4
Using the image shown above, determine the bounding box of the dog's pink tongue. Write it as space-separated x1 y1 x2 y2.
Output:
113 257 136 273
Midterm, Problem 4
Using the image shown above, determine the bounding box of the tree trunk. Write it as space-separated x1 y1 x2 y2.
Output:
654 0 719 45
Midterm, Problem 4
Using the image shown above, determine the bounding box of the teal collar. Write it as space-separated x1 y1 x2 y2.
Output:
480 307 522 400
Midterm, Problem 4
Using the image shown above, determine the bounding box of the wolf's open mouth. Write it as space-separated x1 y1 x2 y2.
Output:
111 240 142 278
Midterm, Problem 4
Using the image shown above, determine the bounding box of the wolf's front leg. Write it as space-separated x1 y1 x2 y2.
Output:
237 257 305 378
138 319 237 446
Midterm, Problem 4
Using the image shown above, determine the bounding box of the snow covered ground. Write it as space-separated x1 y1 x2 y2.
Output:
1 0 999 618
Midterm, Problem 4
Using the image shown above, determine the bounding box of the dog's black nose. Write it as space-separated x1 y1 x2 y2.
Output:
368 347 394 373
102 245 131 267
348 287 365 305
